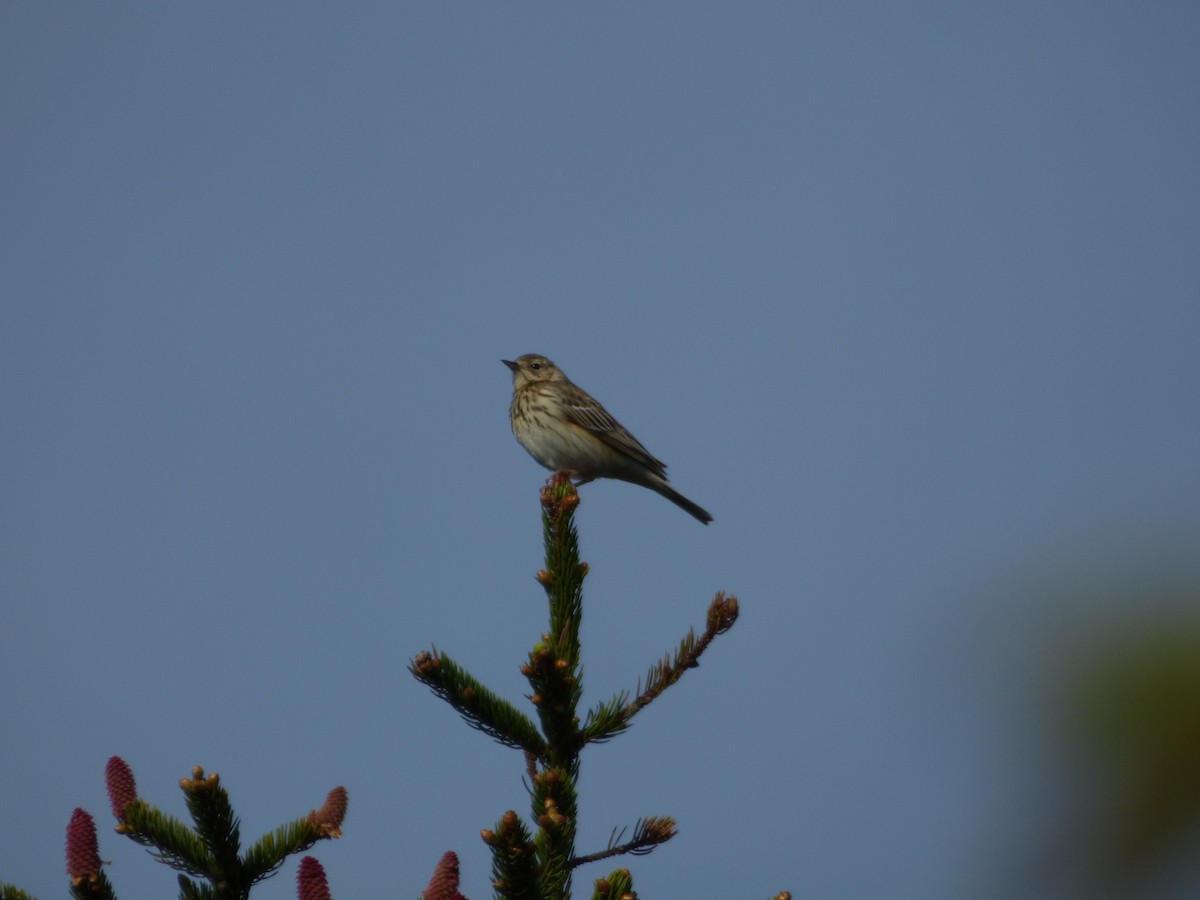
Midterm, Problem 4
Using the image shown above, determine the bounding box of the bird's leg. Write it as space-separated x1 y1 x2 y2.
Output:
552 468 593 487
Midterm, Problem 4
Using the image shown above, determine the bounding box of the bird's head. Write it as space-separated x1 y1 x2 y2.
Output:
502 354 564 389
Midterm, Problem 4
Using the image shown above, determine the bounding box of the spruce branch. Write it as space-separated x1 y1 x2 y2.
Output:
589 868 634 900
176 873 210 899
628 593 738 719
524 750 539 783
244 787 344 883
522 632 584 764
98 761 345 899
121 799 213 878
411 649 547 756
180 768 241 877
540 474 586 659
240 819 326 885
577 692 630 746
530 765 578 898
529 475 588 764
68 873 118 900
571 817 677 869
580 593 739 745
413 478 746 898
482 811 538 900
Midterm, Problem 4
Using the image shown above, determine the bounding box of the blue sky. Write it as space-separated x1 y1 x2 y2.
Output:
3 4 1199 898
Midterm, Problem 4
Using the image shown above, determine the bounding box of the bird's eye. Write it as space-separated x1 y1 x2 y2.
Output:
531 363 541 370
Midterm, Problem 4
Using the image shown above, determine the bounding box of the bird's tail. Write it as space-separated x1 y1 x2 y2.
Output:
653 480 713 525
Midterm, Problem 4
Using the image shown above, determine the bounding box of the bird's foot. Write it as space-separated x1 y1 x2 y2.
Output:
549 469 593 488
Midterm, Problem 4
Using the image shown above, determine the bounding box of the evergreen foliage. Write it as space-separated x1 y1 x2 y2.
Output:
411 473 740 898
5 477 778 899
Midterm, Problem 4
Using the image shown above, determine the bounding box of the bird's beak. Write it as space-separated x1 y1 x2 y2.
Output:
502 359 518 371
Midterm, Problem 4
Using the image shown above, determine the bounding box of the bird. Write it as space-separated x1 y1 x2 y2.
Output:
503 354 713 524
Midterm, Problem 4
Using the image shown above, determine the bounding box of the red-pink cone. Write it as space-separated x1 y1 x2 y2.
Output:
296 856 332 900
306 786 348 838
65 808 102 884
421 850 467 900
105 756 138 820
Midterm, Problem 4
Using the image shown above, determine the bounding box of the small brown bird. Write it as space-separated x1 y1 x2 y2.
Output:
503 354 712 524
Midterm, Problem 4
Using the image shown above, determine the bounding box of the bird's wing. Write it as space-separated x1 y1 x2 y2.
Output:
561 391 668 476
